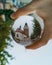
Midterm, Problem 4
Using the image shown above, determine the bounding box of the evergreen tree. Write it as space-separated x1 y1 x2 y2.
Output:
0 9 14 65
31 19 41 39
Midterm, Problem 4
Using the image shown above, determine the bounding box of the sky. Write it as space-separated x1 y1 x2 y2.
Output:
12 15 34 36
7 38 52 65
6 14 52 65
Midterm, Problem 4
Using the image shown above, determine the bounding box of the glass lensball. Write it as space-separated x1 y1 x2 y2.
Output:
11 13 44 46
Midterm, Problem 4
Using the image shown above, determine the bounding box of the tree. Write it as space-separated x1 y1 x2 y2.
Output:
0 9 14 65
30 19 41 39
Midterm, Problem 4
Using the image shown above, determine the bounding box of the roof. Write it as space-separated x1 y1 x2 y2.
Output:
16 28 27 36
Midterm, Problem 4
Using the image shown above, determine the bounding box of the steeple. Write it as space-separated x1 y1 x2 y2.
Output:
24 23 29 37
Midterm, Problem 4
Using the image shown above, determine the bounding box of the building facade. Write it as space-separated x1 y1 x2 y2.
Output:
15 23 29 41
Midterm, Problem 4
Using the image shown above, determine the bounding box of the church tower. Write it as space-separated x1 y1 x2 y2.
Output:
24 23 29 37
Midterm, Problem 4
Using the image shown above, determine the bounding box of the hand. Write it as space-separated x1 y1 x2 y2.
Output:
11 0 52 49
26 10 52 49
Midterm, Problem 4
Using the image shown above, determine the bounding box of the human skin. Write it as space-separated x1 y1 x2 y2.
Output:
11 0 52 49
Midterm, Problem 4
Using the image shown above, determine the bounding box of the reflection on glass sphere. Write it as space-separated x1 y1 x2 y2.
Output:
11 13 44 46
